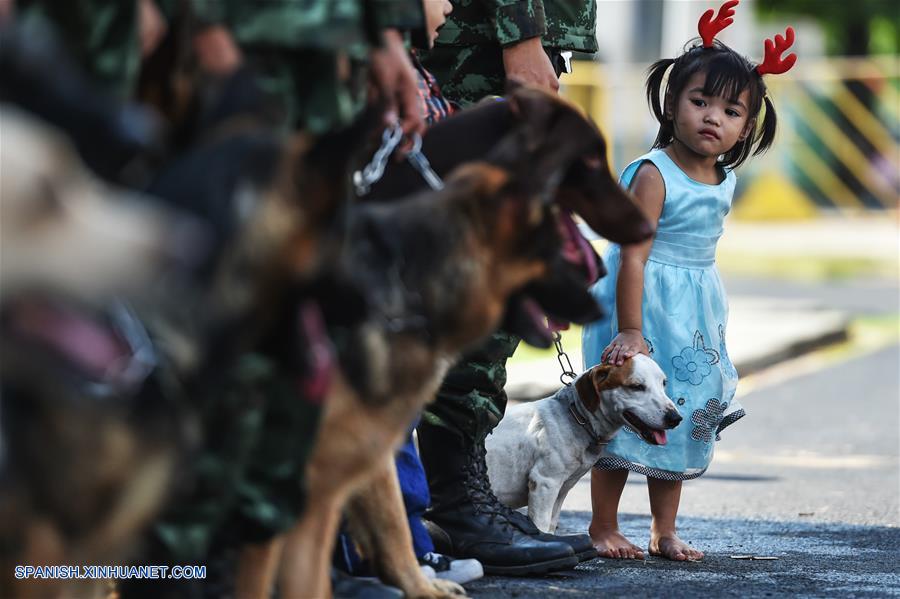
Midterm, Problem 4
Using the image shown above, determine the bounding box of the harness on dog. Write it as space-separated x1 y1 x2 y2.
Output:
353 124 444 196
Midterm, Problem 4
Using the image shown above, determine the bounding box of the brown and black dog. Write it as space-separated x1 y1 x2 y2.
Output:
273 86 654 598
0 68 373 599
367 81 653 248
0 105 205 599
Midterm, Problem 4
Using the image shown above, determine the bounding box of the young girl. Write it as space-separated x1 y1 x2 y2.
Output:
582 1 794 562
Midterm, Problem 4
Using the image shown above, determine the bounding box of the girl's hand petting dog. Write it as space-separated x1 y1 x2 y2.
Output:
602 328 649 366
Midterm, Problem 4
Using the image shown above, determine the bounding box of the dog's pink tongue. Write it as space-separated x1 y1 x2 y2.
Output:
522 297 553 345
296 301 334 406
652 430 668 445
558 210 600 285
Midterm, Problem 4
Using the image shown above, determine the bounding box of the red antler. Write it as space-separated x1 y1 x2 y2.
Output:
698 0 739 47
756 27 797 75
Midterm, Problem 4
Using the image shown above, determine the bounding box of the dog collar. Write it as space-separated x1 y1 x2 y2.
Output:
568 398 608 452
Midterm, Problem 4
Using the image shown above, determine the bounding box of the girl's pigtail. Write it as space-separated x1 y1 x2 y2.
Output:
752 94 778 156
646 58 675 149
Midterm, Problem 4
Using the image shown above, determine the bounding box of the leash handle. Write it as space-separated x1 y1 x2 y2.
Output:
554 330 577 387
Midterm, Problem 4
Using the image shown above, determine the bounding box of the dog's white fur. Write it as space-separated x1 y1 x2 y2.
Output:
486 355 680 533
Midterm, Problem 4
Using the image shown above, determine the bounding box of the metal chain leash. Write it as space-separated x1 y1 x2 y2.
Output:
353 126 444 196
405 132 444 190
353 124 404 196
553 330 577 387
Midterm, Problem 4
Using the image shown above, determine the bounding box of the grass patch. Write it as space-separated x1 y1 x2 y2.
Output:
509 325 584 366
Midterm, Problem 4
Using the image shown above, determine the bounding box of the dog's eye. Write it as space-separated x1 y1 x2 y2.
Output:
662 379 667 387
628 383 646 392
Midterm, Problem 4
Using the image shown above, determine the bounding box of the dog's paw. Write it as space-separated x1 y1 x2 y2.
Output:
428 578 467 597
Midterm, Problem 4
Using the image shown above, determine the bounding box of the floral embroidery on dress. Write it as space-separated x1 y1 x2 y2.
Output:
677 397 686 406
690 398 727 443
672 331 720 385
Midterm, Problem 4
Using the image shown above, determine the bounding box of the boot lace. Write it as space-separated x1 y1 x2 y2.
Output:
463 442 522 528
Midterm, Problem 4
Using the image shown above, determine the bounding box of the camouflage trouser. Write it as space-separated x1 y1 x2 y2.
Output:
420 44 568 107
419 43 567 445
152 354 321 564
244 47 368 134
422 331 520 445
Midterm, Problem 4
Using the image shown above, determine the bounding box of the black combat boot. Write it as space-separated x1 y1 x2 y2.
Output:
501 508 599 563
417 421 578 576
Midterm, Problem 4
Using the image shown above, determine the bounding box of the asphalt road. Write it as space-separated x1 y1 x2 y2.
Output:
466 275 900 597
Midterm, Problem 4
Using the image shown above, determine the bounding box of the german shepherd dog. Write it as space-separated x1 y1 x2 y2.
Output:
0 106 208 599
367 84 654 347
115 85 381 599
274 87 654 598
367 82 653 249
0 47 370 597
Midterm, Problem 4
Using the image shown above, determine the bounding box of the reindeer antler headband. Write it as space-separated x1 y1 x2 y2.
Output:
698 0 797 76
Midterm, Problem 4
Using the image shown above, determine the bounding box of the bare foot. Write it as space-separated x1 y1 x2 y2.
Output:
589 525 645 559
649 533 704 561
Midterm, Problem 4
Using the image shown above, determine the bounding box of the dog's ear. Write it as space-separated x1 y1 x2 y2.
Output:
506 85 554 140
575 371 600 412
576 364 614 412
286 103 384 225
504 88 598 203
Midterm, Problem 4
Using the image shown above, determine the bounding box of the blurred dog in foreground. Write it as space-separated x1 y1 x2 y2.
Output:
0 106 206 598
0 83 370 598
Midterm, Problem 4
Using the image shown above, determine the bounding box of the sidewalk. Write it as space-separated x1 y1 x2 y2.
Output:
505 296 851 401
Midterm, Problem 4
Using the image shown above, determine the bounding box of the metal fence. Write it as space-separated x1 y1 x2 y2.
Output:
561 56 900 218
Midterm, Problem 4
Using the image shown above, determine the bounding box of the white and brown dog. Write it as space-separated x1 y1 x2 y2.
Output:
485 355 682 533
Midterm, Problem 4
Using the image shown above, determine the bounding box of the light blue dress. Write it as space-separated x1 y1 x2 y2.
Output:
582 148 744 480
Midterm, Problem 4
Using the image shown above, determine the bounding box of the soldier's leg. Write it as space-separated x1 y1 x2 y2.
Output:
417 332 585 575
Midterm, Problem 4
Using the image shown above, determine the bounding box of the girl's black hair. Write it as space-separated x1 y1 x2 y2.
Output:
646 39 777 169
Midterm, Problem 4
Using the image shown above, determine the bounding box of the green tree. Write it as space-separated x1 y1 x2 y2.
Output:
756 0 899 56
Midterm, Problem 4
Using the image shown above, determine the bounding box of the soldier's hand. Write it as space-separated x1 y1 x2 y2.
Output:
369 29 426 146
138 0 168 58
502 36 559 93
193 25 242 76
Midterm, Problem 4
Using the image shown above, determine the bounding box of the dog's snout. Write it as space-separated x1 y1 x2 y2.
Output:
664 410 683 428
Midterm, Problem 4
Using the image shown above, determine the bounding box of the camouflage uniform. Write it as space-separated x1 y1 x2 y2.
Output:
421 0 597 105
192 0 426 132
18 0 425 131
16 0 141 99
421 0 596 445
142 0 427 567
151 353 322 564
